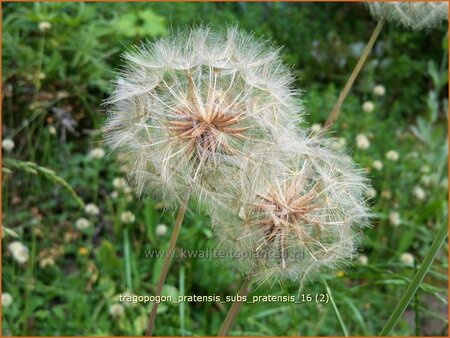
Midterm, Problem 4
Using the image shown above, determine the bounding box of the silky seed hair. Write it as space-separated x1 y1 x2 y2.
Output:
367 1 448 30
104 26 303 205
212 135 369 285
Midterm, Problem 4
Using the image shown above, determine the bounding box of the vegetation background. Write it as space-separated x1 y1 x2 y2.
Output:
2 2 448 336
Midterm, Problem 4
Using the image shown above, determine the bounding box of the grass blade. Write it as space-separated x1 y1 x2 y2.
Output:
379 217 448 336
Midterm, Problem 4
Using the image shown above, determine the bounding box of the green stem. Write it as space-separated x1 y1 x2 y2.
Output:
379 218 448 336
323 279 349 337
324 17 386 129
124 228 133 291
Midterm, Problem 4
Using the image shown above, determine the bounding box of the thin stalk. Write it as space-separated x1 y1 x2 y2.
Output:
323 279 349 337
123 228 133 291
379 218 448 336
146 189 191 336
324 17 386 129
218 277 251 336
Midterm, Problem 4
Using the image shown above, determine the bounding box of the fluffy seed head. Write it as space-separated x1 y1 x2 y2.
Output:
212 137 369 284
367 2 448 30
104 26 302 204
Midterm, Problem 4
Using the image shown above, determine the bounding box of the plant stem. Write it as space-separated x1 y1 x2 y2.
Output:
145 189 191 336
123 228 133 291
379 218 448 336
324 17 385 129
218 276 251 336
323 279 349 337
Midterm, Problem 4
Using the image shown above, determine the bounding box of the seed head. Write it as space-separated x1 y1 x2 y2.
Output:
367 2 448 30
104 26 302 204
212 137 369 284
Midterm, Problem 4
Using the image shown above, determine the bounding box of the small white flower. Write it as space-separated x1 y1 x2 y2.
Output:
310 123 322 133
420 165 430 174
400 252 414 267
373 85 386 97
372 160 383 171
8 241 29 264
156 223 168 236
39 257 55 268
440 177 448 190
110 191 119 199
330 137 346 151
412 185 426 201
109 303 125 318
358 255 368 265
356 134 370 150
121 211 135 224
123 185 133 195
38 21 52 31
2 139 15 153
389 211 401 226
2 293 13 307
75 217 90 230
85 203 100 216
89 148 105 160
407 151 419 159
365 187 377 199
421 174 438 187
386 150 399 161
120 291 138 307
362 101 374 113
113 177 127 191
48 126 57 136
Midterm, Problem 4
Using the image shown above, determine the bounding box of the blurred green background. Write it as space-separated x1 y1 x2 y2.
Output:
2 2 448 336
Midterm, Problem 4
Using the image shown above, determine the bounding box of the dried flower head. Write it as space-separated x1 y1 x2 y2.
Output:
104 26 302 204
367 2 448 30
212 137 369 284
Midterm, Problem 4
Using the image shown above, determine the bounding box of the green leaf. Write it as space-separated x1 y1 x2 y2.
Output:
96 240 123 277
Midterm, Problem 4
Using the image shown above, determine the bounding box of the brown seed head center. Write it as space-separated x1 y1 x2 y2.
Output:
167 109 249 155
